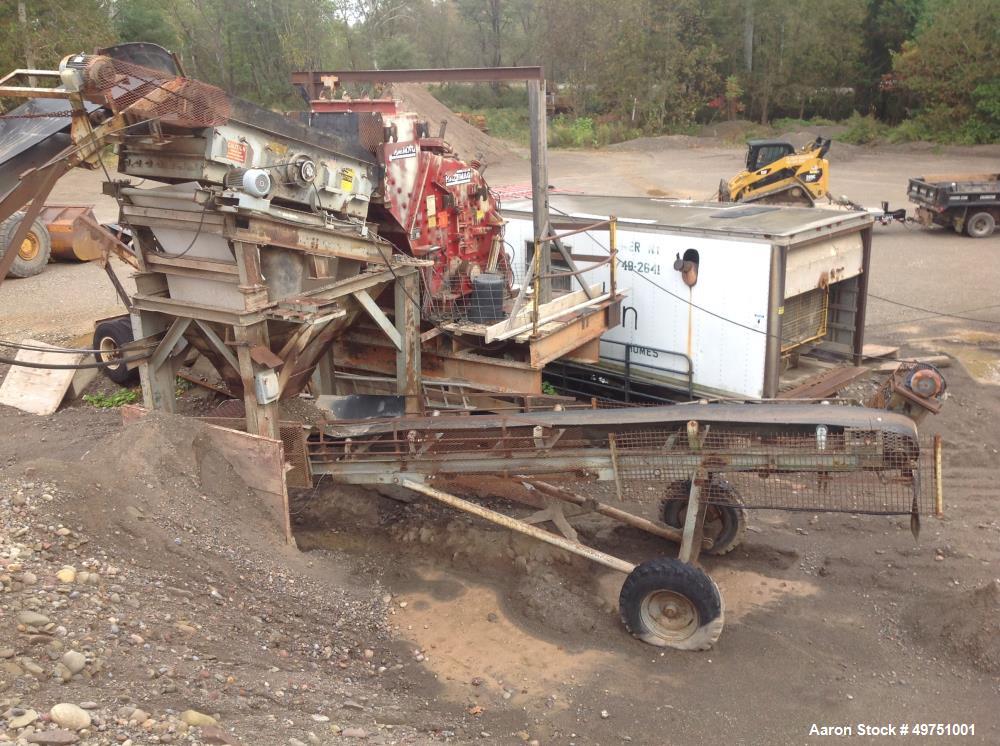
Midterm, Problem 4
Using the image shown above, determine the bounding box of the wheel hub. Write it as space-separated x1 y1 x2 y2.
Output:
99 336 123 367
18 232 40 261
640 590 698 638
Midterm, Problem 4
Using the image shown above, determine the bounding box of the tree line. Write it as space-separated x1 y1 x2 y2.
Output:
2 0 997 143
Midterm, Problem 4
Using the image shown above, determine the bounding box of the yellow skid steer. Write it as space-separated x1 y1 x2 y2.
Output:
720 136 831 206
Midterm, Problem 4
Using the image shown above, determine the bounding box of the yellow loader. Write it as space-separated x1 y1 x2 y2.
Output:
719 136 831 206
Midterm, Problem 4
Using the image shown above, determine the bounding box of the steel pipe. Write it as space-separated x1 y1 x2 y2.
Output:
400 479 635 574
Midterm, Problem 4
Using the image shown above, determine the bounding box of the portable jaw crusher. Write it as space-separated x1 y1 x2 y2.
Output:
0 42 513 428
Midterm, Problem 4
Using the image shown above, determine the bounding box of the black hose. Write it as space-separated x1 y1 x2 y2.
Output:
0 354 149 370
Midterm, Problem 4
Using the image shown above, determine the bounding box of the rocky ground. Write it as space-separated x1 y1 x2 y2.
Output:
0 412 493 745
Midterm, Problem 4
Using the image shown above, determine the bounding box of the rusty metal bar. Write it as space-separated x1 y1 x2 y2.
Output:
0 161 62 287
934 433 943 516
528 77 551 305
292 67 544 90
536 257 611 280
400 480 635 574
608 433 624 501
540 219 612 242
609 216 618 300
532 239 541 336
678 421 703 562
524 478 713 548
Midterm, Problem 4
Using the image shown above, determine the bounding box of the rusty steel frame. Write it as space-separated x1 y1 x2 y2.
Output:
291 67 544 101
309 439 916 483
306 406 941 641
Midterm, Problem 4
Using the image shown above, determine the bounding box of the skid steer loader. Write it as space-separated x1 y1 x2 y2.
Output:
719 136 831 206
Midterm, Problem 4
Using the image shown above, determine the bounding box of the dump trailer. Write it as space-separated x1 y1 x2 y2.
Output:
907 172 1000 238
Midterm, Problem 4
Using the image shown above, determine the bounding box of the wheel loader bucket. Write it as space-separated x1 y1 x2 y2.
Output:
37 205 104 261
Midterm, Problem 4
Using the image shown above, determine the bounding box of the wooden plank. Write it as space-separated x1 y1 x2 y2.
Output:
485 285 606 343
862 344 899 359
876 355 951 372
778 366 868 400
489 283 602 336
0 340 83 415
119 406 293 544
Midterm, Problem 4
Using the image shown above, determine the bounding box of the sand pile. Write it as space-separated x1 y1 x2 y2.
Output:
389 83 519 165
909 579 1000 672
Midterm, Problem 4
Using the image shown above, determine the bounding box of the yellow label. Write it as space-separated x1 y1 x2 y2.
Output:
475 208 484 222
340 168 354 192
777 306 785 315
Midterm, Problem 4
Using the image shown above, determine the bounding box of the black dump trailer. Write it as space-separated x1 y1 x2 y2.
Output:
908 172 1000 238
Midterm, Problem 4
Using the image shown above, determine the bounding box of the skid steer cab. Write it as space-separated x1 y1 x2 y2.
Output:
720 136 831 206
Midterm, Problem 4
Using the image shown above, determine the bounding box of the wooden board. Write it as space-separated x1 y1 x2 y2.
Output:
203 423 292 544
778 366 869 400
876 355 951 372
0 340 83 415
120 405 293 544
862 344 899 359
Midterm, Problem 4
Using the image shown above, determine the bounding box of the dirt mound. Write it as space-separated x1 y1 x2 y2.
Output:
389 83 519 166
697 119 760 142
23 412 389 645
608 134 714 152
908 579 1000 672
0 410 468 745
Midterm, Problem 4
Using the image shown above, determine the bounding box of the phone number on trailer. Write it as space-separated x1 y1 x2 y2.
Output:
618 260 661 276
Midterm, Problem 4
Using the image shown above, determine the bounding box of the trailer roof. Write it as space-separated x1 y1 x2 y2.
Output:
501 194 872 243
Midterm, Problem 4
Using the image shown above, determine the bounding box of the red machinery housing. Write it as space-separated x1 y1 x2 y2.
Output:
308 99 507 315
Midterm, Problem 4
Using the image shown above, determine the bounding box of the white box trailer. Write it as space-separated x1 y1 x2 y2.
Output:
500 195 874 399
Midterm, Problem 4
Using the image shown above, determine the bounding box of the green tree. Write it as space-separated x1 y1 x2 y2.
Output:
856 0 925 118
0 0 114 84
116 0 180 50
740 0 865 123
892 0 1000 142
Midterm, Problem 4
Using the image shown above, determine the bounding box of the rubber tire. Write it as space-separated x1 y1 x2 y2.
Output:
965 211 995 239
619 557 724 650
1 211 52 278
660 479 747 555
93 317 139 385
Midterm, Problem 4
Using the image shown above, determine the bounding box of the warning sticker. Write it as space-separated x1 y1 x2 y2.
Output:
445 168 473 187
225 141 247 163
341 168 355 192
389 144 417 161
